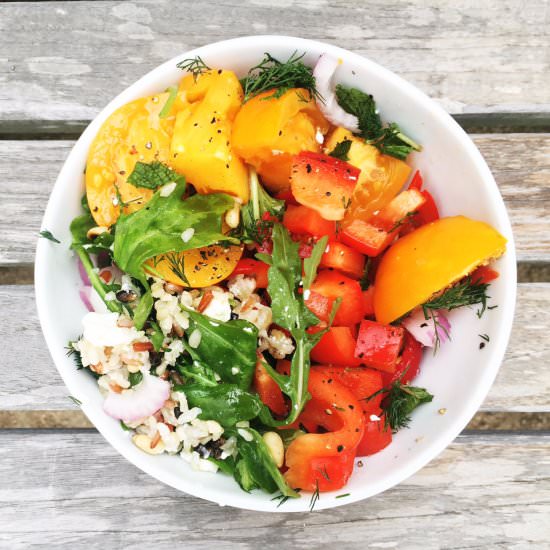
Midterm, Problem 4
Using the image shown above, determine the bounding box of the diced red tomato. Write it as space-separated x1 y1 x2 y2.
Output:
231 258 270 288
362 286 375 318
274 189 299 205
311 327 360 367
290 151 360 221
408 170 423 191
356 414 392 456
283 204 336 239
304 290 331 324
340 218 394 257
382 331 423 386
319 241 366 279
371 189 426 232
416 189 439 225
253 359 287 416
284 369 364 492
355 319 405 373
308 270 363 326
471 265 499 284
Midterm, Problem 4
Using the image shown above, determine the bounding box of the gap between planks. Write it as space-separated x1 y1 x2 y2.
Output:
1 113 550 140
1 410 549 431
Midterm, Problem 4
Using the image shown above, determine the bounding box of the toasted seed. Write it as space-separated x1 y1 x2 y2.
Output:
86 226 110 240
262 431 285 468
116 289 137 303
164 282 184 294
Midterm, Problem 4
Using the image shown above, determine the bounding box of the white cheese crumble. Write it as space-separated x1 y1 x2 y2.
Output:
159 181 177 197
188 328 202 349
82 312 142 347
181 227 195 243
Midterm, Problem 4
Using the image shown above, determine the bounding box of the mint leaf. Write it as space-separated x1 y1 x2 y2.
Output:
127 161 185 190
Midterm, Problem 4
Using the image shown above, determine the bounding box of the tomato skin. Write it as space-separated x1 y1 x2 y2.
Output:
311 327 360 366
355 320 405 373
408 170 423 191
309 270 364 326
253 359 287 416
284 369 364 492
340 218 393 257
319 241 366 279
471 265 499 284
356 414 392 456
382 331 423 386
231 259 270 288
362 287 375 318
283 204 336 239
291 151 360 221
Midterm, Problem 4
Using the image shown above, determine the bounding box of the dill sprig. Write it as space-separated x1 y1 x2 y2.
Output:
271 488 301 508
65 340 84 370
176 56 211 81
422 276 490 318
309 480 320 512
165 252 190 286
241 51 321 102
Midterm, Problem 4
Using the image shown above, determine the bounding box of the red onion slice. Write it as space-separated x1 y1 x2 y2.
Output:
79 288 94 312
313 54 360 132
103 373 170 423
403 308 451 348
78 259 91 287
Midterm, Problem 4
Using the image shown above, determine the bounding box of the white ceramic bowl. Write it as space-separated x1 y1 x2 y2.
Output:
35 35 516 512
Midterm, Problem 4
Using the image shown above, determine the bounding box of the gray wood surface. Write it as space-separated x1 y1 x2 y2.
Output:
2 134 549 265
0 430 548 548
1 283 548 412
1 0 550 122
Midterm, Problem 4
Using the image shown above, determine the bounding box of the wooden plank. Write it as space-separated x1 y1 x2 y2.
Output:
1 134 549 266
0 431 547 547
1 283 549 412
1 1 550 121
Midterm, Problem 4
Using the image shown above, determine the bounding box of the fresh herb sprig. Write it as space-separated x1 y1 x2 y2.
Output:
127 160 185 190
365 382 433 431
241 51 321 102
39 230 60 244
328 138 352 161
177 56 211 80
335 85 421 160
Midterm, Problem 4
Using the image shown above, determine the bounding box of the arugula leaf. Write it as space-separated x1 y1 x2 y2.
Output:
328 138 352 161
239 168 285 243
241 51 320 103
335 84 421 160
260 224 328 426
159 86 178 119
69 211 114 254
177 360 219 387
113 182 234 284
183 308 259 389
233 428 299 497
180 384 263 428
39 230 60 244
148 321 164 352
132 289 153 330
303 236 328 291
127 161 185 190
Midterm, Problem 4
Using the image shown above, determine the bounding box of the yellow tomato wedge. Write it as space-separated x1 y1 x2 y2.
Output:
145 244 243 288
232 88 330 193
86 92 176 227
170 70 249 203
324 127 411 223
373 216 507 324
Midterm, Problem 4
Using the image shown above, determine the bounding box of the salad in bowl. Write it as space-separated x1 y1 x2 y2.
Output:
36 36 514 511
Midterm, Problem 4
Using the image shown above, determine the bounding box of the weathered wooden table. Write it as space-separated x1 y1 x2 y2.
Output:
1 1 549 547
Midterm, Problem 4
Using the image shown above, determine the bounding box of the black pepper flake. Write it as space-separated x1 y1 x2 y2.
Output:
217 69 222 74
337 445 344 453
210 117 216 124
338 281 345 285
348 404 354 410
327 378 332 384
358 352 364 359
93 206 99 212
119 170 126 175
200 251 207 260
306 163 312 173
420 322 428 328
209 137 213 143
226 164 230 169
479 342 486 349
325 191 331 197
217 129 222 134
193 122 198 127
278 130 283 136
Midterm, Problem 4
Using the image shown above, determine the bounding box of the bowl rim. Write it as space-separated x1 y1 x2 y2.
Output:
35 34 517 512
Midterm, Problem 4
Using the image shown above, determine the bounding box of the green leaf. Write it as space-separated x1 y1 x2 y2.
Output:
233 428 298 497
177 361 218 387
303 236 328 291
132 288 153 330
69 211 114 254
148 321 164 352
335 84 421 160
127 160 185 190
159 86 178 118
328 138 352 161
183 308 259 389
113 182 234 283
181 384 263 428
128 371 143 388
39 230 60 244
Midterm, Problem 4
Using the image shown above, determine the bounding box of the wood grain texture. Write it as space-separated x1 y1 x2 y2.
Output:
0 431 547 548
1 283 549 412
2 134 549 265
1 0 549 122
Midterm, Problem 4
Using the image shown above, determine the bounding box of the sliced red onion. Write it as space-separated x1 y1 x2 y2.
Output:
103 373 171 423
313 54 360 132
78 259 91 287
403 308 451 348
79 288 94 312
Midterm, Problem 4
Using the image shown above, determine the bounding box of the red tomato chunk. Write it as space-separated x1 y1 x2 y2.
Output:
355 319 405 373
